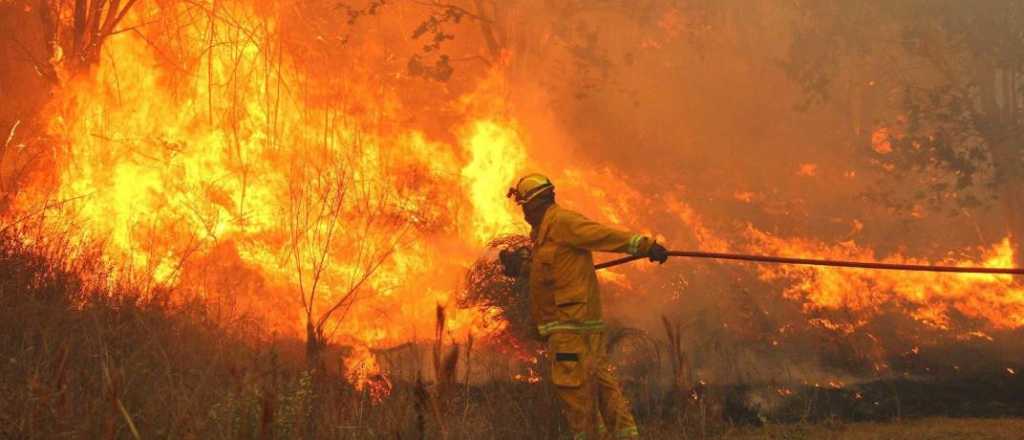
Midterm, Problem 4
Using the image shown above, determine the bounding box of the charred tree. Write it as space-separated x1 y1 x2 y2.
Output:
35 0 141 82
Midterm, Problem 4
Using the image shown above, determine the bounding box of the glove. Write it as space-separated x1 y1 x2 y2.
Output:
499 247 530 278
648 242 669 264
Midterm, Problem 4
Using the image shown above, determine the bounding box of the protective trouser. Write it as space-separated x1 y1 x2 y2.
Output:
547 331 640 439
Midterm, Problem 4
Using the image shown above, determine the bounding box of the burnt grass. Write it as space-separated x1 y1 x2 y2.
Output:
711 373 1024 426
4 231 1024 439
617 373 1024 433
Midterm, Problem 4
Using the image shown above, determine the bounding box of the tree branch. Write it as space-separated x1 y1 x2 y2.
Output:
411 0 492 23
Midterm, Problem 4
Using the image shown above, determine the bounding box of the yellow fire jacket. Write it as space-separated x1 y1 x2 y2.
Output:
527 204 654 337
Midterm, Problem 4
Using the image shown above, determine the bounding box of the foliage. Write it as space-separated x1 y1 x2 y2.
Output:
785 0 1024 217
337 0 482 81
459 234 534 343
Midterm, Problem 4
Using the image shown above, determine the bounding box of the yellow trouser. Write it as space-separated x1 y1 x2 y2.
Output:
547 331 640 439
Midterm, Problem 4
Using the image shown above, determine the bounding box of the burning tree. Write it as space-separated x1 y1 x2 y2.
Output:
280 130 429 440
282 138 417 371
1 0 143 212
0 0 143 89
459 234 533 342
38 0 142 79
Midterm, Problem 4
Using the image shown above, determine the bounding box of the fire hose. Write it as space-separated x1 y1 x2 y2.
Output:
594 250 1024 275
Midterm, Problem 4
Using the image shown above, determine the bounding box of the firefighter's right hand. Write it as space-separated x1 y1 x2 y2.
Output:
499 247 528 278
648 242 669 264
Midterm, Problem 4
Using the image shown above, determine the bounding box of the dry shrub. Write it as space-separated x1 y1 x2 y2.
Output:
458 234 534 343
0 224 756 439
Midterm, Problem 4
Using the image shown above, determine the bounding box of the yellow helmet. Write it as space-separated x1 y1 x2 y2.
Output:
507 173 554 205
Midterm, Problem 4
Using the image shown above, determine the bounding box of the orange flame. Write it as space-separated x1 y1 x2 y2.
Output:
27 1 533 391
749 229 1024 331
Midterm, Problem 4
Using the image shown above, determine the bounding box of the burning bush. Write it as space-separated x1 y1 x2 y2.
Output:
459 234 535 344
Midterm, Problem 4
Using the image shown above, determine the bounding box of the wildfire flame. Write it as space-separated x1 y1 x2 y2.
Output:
26 1 532 392
8 0 1024 395
748 230 1024 331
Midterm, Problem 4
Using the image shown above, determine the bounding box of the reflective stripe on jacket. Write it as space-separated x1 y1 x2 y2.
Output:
528 204 654 336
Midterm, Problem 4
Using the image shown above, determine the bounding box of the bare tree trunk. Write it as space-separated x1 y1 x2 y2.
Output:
305 321 321 370
304 321 322 440
990 133 1024 269
978 62 1024 269
473 0 501 60
1002 179 1024 269
36 0 141 80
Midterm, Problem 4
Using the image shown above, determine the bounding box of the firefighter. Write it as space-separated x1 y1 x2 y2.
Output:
500 173 668 439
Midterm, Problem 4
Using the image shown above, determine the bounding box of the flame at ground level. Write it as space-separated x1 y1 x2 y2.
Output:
748 231 1024 331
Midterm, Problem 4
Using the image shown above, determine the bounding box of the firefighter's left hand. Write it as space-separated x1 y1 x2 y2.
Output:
499 247 529 277
648 242 669 264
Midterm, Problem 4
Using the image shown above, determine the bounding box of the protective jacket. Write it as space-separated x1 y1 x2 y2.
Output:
527 203 651 439
527 204 654 337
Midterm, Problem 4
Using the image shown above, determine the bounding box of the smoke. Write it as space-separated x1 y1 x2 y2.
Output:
480 1 1024 383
